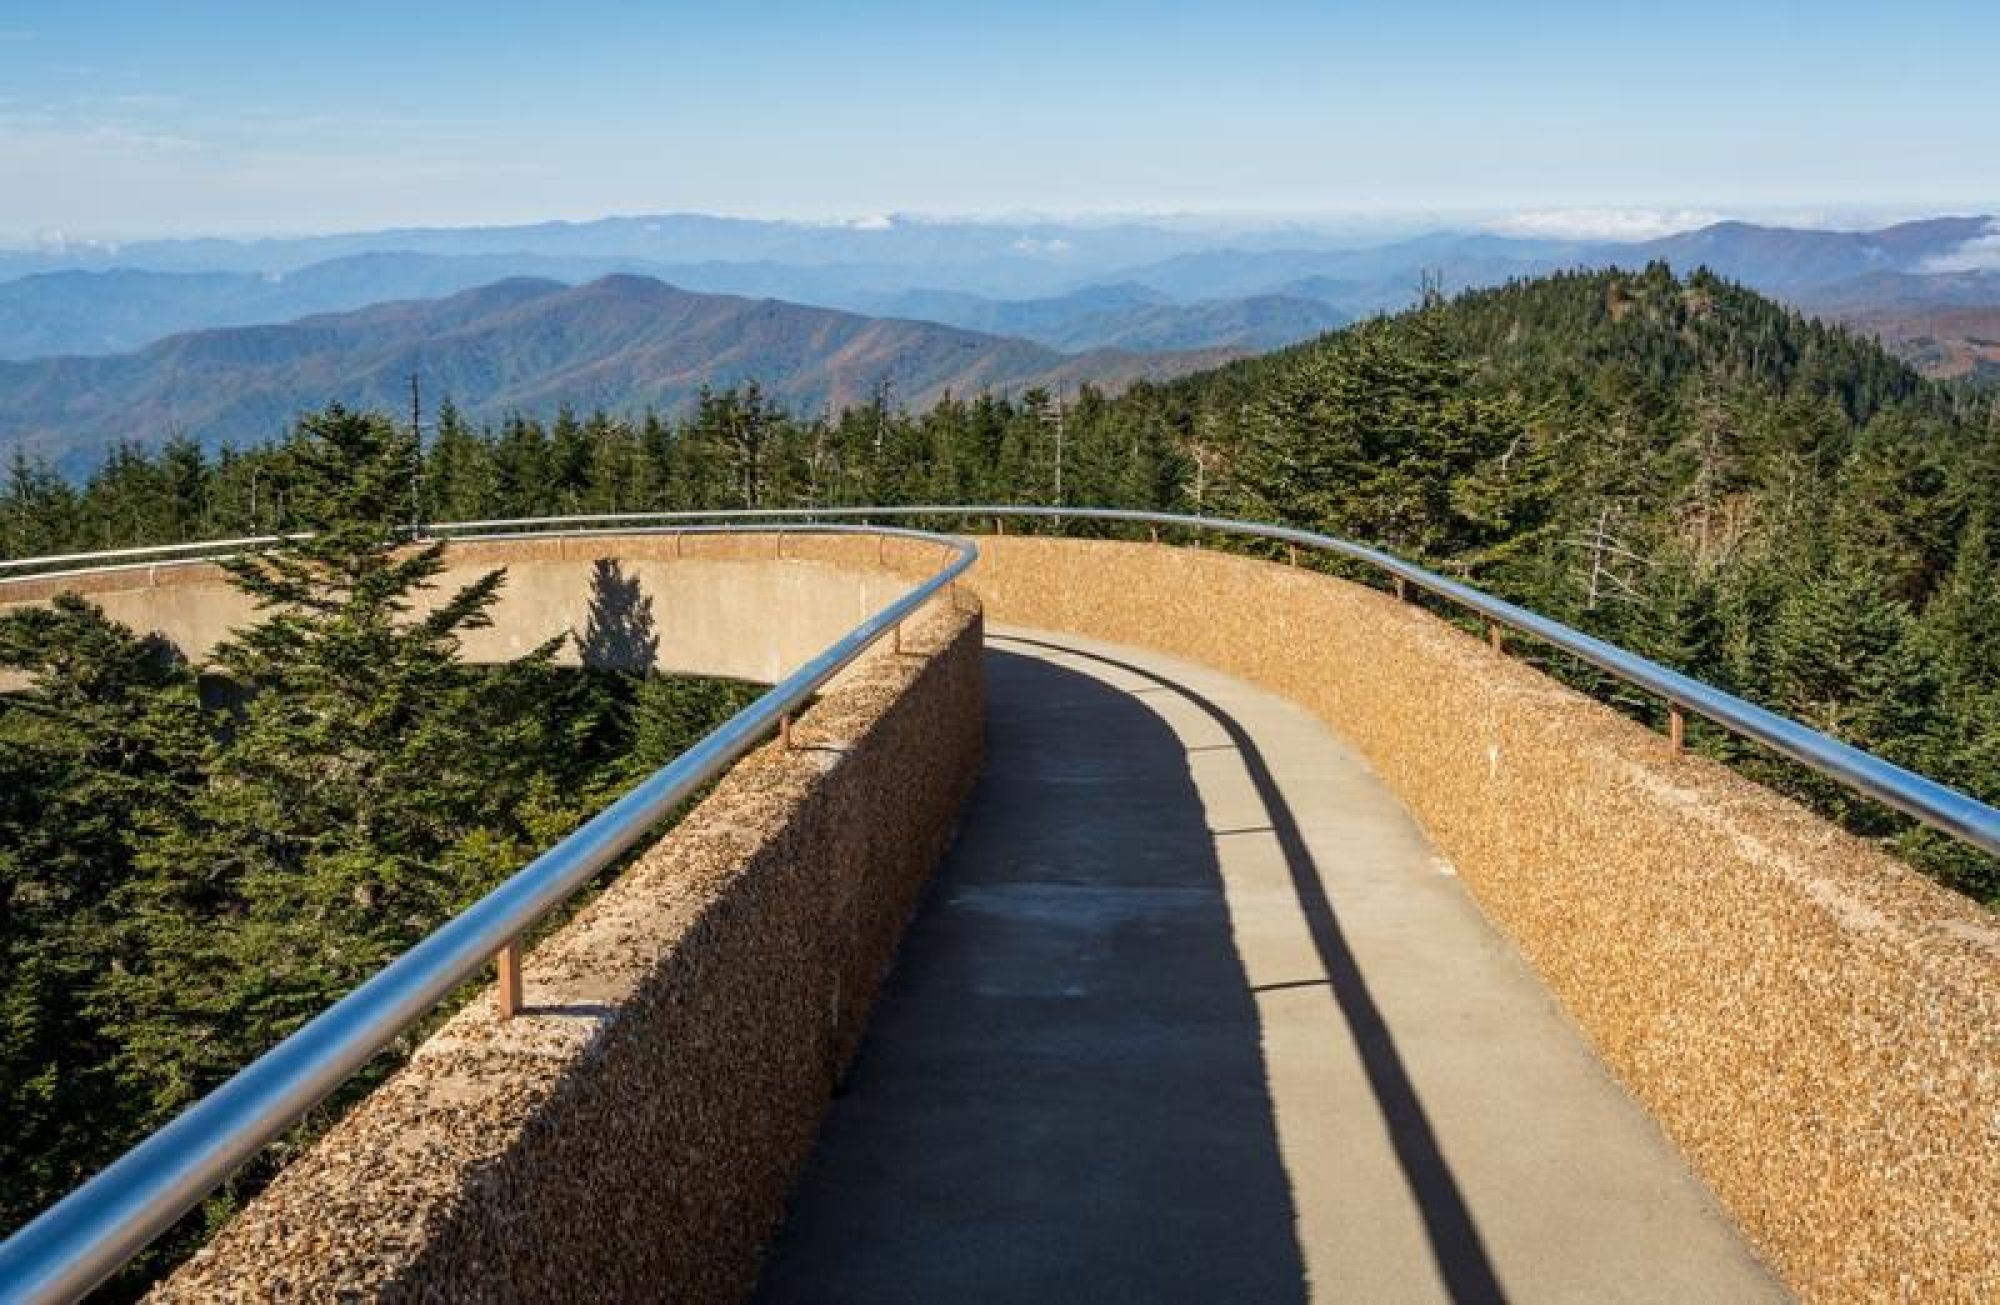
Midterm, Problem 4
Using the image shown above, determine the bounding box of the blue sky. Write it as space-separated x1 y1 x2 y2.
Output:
1 0 1994 243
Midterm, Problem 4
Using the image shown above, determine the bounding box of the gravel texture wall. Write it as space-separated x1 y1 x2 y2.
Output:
153 598 984 1302
970 535 1999 1302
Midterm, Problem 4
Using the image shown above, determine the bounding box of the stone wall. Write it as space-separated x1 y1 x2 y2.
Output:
155 599 984 1302
969 535 1999 1302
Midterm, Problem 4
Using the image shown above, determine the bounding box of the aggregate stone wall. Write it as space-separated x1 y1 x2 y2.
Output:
970 535 2000 1302
153 599 984 1303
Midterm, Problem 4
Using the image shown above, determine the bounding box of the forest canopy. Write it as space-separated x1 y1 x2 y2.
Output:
0 408 760 1280
7 264 1991 897
5 263 1999 1288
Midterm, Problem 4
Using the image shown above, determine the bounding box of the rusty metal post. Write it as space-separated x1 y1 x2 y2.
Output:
1488 620 1504 654
1669 704 1686 754
1394 575 1407 601
496 941 523 1020
893 621 903 655
780 711 795 749
1287 543 1298 567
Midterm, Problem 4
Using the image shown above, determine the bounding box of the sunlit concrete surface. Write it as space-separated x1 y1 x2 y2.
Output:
756 627 1780 1303
0 534 922 688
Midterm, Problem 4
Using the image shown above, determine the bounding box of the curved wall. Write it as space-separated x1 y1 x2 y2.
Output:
1 532 983 1299
152 588 984 1301
13 528 1995 1298
967 535 1999 1303
0 532 953 687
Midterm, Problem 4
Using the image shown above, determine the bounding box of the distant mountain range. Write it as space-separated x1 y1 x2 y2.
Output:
0 255 1349 361
2 212 1996 473
0 276 1234 471
0 212 1334 287
4 214 1994 376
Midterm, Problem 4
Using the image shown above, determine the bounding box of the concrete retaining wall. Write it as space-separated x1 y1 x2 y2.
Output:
969 536 1999 1302
0 532 949 686
152 596 984 1301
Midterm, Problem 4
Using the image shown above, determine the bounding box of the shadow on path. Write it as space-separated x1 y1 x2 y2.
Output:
755 645 1308 1304
1003 634 1505 1303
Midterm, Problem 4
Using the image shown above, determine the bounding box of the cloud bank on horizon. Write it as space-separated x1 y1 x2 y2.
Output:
1923 220 2000 274
1486 209 1727 241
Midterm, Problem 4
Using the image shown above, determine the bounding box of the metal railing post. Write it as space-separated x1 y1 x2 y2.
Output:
0 520 979 1302
10 505 2000 1303
496 942 523 1020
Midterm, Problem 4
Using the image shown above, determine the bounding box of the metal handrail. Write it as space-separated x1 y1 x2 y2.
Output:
4 502 1997 1299
403 504 2000 859
22 502 1988 856
0 521 976 1304
0 534 292 574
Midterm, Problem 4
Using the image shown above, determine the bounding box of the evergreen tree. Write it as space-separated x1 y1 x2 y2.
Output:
0 596 207 1230
113 406 571 1099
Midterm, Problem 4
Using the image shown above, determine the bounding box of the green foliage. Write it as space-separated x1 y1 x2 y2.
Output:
0 407 771 1281
5 264 2000 1286
0 596 206 1234
2 263 1994 919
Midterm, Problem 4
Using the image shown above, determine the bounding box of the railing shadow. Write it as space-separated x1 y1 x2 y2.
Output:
999 634 1507 1304
758 644 1310 1302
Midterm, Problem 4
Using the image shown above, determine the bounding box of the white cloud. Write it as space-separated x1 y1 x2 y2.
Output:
1487 207 1724 242
1009 235 1072 256
1920 219 2000 273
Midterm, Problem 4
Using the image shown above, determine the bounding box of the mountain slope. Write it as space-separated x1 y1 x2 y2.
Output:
1099 232 1603 304
8 214 1996 379
852 282 1347 351
1632 216 1992 289
0 258 1345 360
0 276 1231 469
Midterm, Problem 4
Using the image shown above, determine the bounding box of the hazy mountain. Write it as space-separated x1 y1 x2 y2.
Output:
0 253 716 358
1096 233 1603 303
1791 269 2000 383
1092 216 2000 313
1631 216 1993 289
1794 267 2000 312
7 213 1997 380
848 282 1347 351
0 275 1233 470
0 258 1340 360
0 212 1326 282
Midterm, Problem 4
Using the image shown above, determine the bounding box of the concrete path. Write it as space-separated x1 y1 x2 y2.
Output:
755 629 1780 1304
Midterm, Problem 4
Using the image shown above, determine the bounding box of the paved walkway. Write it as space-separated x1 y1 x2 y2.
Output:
756 629 1779 1303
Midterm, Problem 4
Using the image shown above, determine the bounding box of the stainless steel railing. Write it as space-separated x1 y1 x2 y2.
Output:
19 502 1992 856
417 504 2000 859
0 521 976 1304
3 502 1997 1300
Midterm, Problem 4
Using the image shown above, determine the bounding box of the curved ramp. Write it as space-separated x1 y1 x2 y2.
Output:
757 628 1778 1303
